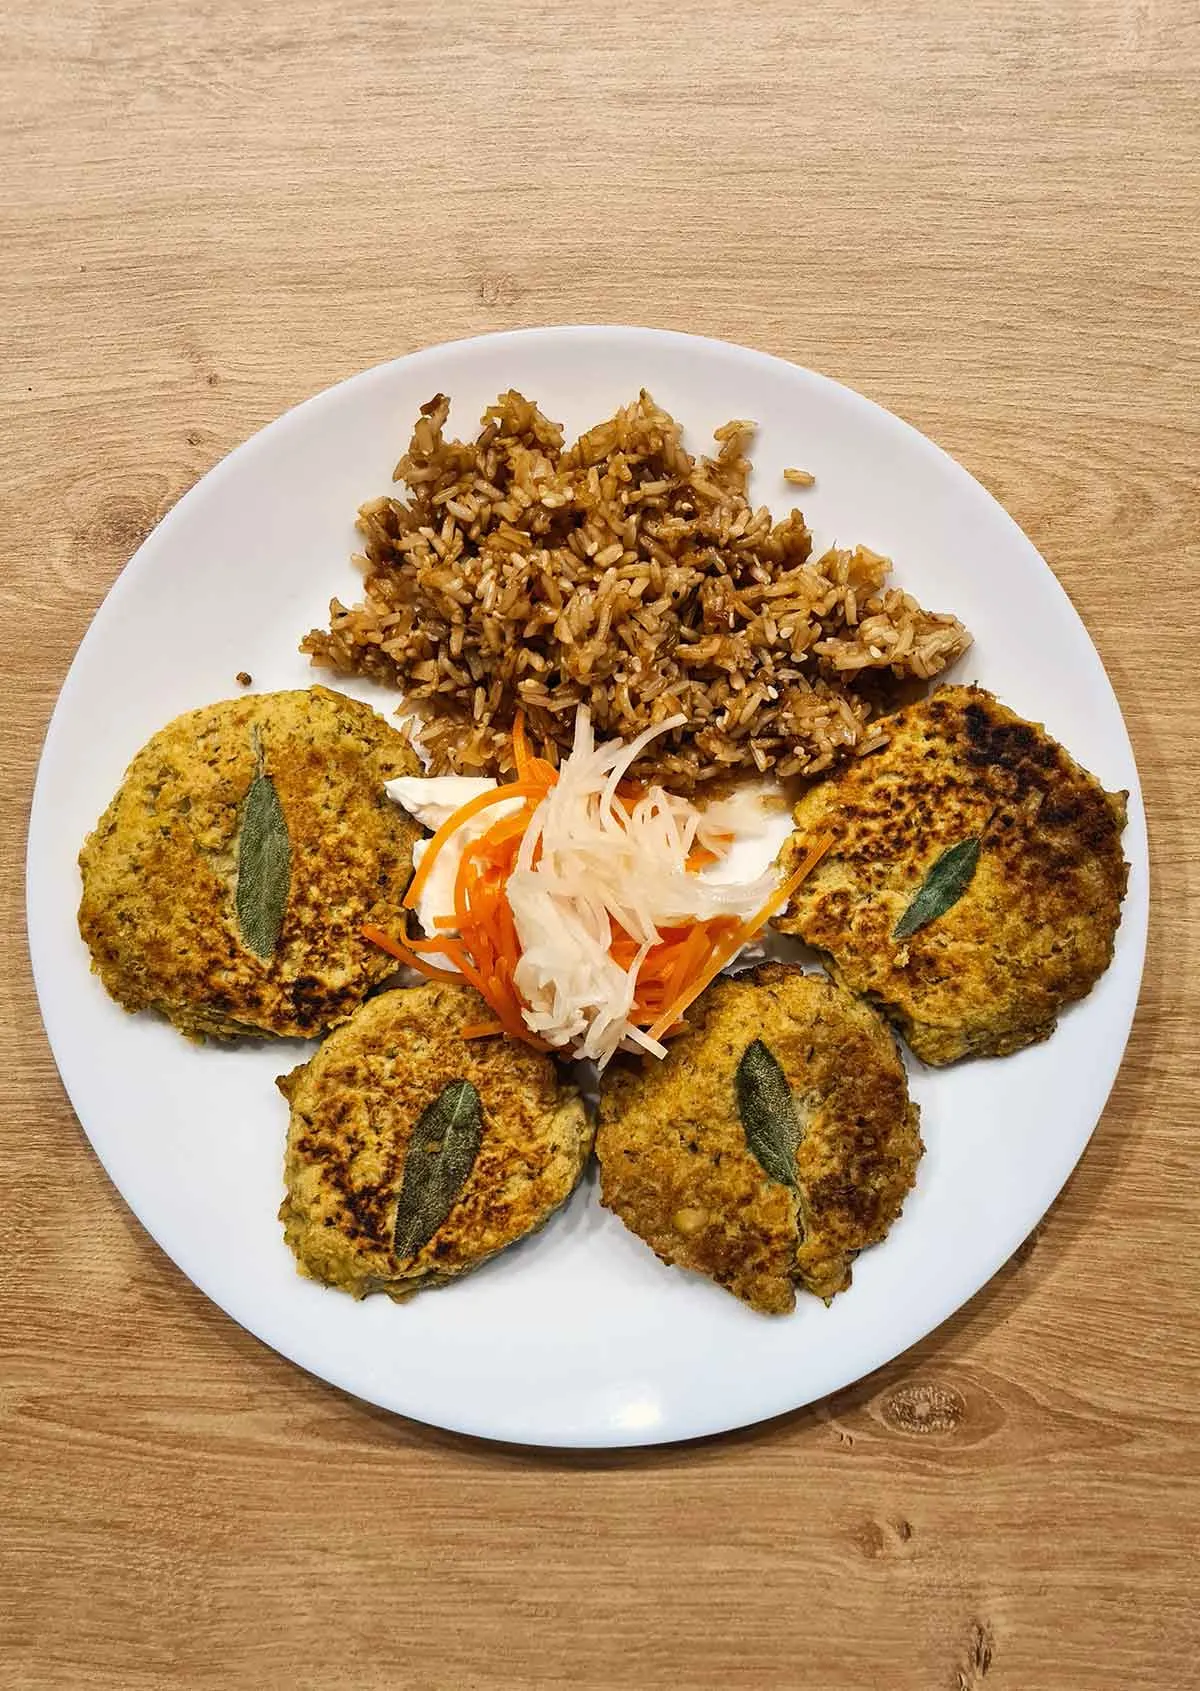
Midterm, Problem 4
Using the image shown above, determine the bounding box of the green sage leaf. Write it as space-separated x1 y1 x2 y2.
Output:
893 837 981 940
235 761 291 960
393 1079 483 1260
735 1039 802 1188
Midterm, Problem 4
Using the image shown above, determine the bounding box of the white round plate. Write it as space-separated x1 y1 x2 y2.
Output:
27 328 1148 1447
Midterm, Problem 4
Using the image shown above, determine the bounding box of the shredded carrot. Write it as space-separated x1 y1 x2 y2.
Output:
391 756 560 1050
511 711 558 787
630 921 734 1027
657 921 723 1007
643 932 747 1042
511 711 532 779
402 779 547 913
360 920 408 960
403 954 471 985
368 829 833 1051
644 834 835 1041
360 922 463 983
474 809 532 854
737 832 836 938
373 724 836 1062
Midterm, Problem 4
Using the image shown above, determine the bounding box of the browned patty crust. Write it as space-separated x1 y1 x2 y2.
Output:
775 685 1129 1065
597 964 922 1313
78 686 422 1040
279 982 592 1298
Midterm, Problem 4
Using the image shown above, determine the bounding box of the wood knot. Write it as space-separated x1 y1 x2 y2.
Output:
852 1517 914 1559
477 272 522 308
879 1380 966 1435
70 473 177 573
87 493 154 553
956 1619 995 1688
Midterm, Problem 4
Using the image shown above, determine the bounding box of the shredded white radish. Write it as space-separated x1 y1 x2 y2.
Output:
507 708 777 1066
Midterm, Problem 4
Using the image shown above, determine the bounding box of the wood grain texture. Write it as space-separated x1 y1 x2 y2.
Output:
2 1 1198 1687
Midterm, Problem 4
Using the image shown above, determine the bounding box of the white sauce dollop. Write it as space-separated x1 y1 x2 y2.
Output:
385 775 522 967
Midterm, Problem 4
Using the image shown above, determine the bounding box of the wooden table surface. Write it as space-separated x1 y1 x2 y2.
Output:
4 3 1198 1687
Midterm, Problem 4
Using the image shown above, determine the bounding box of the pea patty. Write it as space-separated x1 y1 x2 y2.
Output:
78 686 422 1040
597 964 922 1313
279 982 592 1298
775 685 1129 1065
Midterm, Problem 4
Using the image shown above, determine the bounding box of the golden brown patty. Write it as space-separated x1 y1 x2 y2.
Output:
78 686 422 1040
596 964 922 1313
775 685 1129 1065
279 983 592 1298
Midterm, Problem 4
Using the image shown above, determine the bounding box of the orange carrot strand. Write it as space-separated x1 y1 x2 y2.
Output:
361 923 464 983
644 835 834 1042
403 781 545 912
511 711 531 779
738 832 835 938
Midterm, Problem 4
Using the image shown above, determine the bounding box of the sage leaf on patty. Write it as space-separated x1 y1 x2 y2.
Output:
234 740 291 959
893 837 981 940
735 1039 801 1188
393 1079 483 1261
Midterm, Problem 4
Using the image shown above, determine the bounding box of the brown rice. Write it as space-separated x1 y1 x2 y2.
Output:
301 390 971 789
